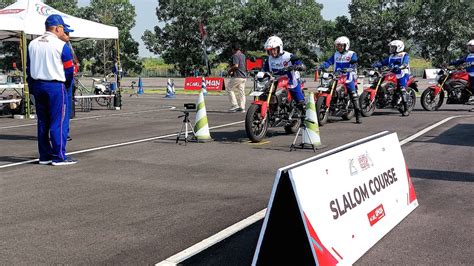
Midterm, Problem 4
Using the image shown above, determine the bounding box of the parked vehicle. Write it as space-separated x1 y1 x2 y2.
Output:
420 63 473 111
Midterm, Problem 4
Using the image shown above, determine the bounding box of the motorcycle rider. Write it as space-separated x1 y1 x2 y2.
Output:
449 39 474 111
263 35 306 116
372 40 411 116
320 36 362 123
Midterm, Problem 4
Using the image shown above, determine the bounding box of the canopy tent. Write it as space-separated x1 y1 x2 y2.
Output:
0 0 122 117
0 0 118 41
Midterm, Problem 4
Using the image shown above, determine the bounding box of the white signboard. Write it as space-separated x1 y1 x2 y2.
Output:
253 132 418 265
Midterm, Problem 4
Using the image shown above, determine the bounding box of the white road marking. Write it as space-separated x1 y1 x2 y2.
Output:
398 115 469 145
0 106 176 130
0 120 244 169
155 114 473 265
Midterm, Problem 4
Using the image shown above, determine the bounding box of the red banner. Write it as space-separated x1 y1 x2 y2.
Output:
184 77 225 91
246 58 264 71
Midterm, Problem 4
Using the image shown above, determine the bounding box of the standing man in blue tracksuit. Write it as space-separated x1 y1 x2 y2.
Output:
320 36 362 123
27 14 77 166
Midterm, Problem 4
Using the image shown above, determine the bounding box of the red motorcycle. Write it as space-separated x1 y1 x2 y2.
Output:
314 68 358 126
359 66 418 117
245 70 304 142
421 63 473 111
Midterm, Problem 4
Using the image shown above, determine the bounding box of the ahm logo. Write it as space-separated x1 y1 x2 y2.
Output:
35 4 53 16
358 151 373 171
349 151 374 176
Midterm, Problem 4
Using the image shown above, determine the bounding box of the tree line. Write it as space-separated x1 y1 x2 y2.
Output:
143 0 473 75
1 0 472 76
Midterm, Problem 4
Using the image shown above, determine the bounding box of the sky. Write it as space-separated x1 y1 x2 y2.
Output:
77 0 350 58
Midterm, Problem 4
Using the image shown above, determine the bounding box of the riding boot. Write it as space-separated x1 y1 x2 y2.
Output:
350 92 362 124
401 89 409 116
296 100 306 119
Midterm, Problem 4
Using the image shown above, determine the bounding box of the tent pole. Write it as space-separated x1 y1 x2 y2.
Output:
20 31 31 118
115 38 121 89
114 38 122 109
103 40 106 76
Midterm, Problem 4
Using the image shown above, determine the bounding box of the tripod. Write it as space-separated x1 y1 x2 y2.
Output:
176 111 196 145
290 116 318 152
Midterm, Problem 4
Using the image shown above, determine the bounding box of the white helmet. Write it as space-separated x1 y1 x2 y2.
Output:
264 36 283 56
467 39 474 52
389 40 404 53
335 36 350 51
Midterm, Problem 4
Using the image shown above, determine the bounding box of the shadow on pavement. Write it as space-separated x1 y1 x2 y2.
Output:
0 134 37 141
410 168 474 182
0 155 37 163
421 123 474 147
181 220 262 266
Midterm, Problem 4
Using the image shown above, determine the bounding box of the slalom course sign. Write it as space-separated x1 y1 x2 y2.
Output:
252 132 418 265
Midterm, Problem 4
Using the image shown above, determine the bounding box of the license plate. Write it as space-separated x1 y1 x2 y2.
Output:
318 87 329 92
250 91 264 97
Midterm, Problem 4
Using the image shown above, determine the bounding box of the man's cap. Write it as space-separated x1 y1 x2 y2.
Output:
45 14 74 32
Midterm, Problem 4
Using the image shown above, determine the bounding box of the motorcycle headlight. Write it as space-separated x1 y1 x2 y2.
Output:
256 78 269 91
321 78 330 87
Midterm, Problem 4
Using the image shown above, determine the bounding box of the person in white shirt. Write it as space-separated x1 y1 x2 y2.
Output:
27 14 77 166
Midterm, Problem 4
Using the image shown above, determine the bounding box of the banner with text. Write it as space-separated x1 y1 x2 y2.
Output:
184 77 225 91
252 132 418 265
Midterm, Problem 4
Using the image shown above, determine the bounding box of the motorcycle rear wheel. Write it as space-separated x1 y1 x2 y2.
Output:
245 104 269 143
408 89 416 112
421 88 444 111
360 91 375 117
284 116 301 134
315 96 329 126
341 98 355 120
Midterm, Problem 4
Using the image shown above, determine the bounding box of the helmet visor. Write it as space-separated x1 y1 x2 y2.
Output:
389 45 398 53
468 45 474 53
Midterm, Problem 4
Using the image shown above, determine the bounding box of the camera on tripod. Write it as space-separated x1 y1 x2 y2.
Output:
184 103 196 111
176 103 197 144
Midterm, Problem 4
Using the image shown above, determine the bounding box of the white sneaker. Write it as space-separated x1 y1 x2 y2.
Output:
52 158 78 166
39 160 52 165
228 106 239 112
236 107 246 113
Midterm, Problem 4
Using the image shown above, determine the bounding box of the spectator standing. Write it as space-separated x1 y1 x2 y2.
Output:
227 43 247 112
27 14 76 165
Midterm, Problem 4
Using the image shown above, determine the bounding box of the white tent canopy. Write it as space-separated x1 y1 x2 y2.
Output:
0 0 119 41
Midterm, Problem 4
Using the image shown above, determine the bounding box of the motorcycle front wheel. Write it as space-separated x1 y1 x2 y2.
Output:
245 104 269 143
360 91 375 117
315 96 329 126
421 88 444 111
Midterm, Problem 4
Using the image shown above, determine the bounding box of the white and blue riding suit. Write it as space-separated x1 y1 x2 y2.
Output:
27 31 74 163
450 53 474 94
320 50 358 93
373 52 410 88
263 51 305 102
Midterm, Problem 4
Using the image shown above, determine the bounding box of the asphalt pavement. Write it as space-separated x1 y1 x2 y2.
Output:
0 93 472 264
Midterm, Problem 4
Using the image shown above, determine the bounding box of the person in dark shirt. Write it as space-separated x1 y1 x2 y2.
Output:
227 43 247 112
